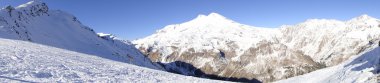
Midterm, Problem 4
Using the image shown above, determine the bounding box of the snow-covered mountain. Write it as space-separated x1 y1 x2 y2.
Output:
2 1 379 82
0 38 227 83
0 1 159 69
277 45 380 83
133 13 380 82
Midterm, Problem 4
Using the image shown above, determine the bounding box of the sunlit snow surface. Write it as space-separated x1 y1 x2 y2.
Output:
0 38 228 83
0 1 159 69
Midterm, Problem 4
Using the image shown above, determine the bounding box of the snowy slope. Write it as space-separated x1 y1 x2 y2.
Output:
133 13 380 82
0 38 228 83
277 45 380 83
0 1 159 69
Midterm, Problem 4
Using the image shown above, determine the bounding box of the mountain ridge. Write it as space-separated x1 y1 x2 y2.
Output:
0 1 160 69
134 12 380 82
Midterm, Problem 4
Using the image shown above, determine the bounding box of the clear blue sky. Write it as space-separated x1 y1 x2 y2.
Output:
1 0 379 40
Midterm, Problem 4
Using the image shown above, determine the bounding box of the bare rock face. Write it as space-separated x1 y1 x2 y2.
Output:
138 40 326 82
133 13 380 82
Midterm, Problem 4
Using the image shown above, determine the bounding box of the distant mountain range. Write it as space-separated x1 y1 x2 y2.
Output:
133 12 380 82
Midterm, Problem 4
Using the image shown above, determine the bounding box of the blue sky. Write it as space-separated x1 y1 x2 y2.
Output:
1 0 379 40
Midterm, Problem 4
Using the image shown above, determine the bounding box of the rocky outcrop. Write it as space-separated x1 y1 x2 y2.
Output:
138 40 328 82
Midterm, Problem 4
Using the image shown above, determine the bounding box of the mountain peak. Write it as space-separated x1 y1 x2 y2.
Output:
13 0 49 16
357 14 370 18
16 0 45 9
350 14 377 21
189 12 235 25
196 12 226 20
207 12 226 18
